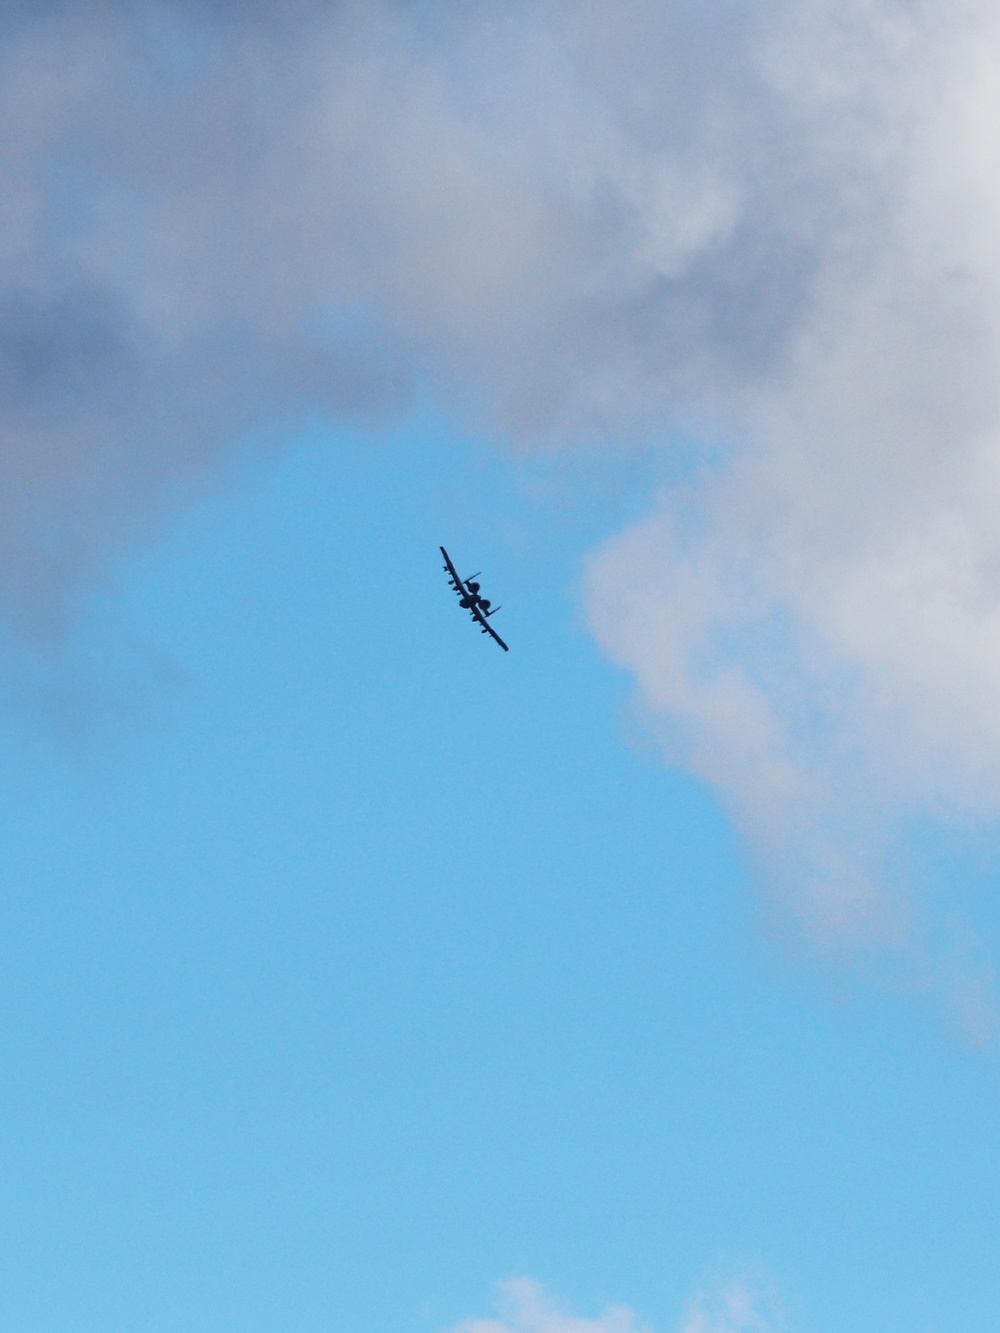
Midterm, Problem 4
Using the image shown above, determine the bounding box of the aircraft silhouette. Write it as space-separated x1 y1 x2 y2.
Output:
440 547 509 651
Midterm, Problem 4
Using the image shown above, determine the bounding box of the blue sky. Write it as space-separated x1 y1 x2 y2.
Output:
0 411 996 1331
5 4 1000 1331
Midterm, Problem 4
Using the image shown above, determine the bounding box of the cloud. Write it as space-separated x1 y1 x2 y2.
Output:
450 1276 781 1333
5 0 1000 934
0 0 882 639
582 2 1000 941
450 1274 653 1333
451 1277 651 1333
676 1279 783 1333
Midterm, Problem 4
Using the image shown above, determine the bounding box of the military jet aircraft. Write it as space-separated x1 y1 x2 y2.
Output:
440 546 509 651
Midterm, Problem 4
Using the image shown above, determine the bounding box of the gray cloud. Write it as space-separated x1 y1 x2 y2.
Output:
4 0 1000 936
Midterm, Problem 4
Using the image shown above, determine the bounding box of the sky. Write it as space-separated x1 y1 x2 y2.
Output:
2 1 1000 1329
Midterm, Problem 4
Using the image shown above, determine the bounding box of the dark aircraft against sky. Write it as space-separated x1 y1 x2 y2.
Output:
440 547 509 651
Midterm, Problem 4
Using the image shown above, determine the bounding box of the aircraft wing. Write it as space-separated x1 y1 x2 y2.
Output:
469 602 509 652
439 546 467 600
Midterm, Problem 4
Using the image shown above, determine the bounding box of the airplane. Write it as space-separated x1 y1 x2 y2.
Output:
440 546 509 652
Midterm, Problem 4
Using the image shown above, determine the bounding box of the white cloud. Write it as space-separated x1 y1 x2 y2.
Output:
451 1277 651 1333
450 1276 781 1333
584 1 1000 940
676 1279 782 1333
